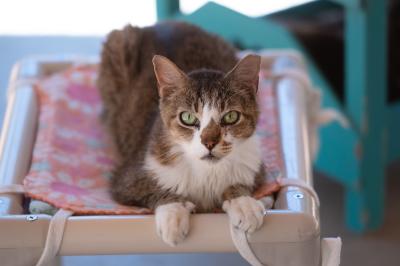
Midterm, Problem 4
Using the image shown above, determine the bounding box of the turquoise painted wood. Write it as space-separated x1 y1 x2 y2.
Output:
344 0 388 231
156 0 181 21
156 0 397 231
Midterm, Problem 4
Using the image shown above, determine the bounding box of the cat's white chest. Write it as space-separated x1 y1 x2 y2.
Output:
145 135 262 210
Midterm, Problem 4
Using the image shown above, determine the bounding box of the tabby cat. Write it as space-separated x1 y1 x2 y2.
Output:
97 21 266 246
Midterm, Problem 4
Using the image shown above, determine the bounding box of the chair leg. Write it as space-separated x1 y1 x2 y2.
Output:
345 159 386 231
344 0 388 231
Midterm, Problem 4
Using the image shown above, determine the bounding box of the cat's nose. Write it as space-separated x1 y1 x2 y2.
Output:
202 139 217 151
200 119 221 151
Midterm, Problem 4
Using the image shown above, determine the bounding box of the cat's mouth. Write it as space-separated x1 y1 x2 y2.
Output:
201 153 220 162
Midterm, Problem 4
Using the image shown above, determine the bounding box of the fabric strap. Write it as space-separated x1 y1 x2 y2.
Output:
36 209 73 266
230 225 263 266
230 177 320 266
0 184 73 266
0 184 25 194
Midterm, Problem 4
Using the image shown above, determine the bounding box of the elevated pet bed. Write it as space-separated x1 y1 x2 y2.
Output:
0 52 340 266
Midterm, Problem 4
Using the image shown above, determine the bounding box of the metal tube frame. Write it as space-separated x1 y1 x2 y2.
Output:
0 55 320 265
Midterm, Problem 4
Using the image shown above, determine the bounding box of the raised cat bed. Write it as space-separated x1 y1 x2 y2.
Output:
0 53 327 266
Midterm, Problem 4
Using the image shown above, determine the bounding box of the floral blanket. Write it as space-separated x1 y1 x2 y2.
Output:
24 65 283 215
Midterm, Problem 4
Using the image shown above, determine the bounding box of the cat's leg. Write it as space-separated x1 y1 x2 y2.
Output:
110 162 195 246
222 184 265 233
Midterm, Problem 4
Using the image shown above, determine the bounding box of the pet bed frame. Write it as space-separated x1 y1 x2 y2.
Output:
0 53 336 266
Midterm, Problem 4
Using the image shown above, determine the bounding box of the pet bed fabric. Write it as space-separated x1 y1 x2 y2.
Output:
23 65 283 215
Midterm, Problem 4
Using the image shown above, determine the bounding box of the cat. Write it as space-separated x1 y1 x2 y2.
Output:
97 21 266 246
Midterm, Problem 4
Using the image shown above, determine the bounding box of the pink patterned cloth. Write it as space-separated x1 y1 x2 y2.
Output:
24 65 283 215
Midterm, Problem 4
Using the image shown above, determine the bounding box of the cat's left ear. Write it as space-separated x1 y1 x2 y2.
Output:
152 55 188 98
225 54 261 93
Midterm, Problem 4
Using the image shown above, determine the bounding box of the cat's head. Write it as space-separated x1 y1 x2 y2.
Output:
153 54 260 163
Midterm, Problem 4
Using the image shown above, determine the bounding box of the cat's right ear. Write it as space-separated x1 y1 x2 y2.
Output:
152 55 188 98
224 54 261 94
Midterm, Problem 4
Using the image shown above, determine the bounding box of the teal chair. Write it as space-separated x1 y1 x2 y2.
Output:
156 0 398 232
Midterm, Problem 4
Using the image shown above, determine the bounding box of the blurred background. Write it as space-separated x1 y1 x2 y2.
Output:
0 0 311 121
0 0 399 265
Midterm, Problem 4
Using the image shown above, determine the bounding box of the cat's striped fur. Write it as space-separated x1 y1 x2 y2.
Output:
98 21 265 246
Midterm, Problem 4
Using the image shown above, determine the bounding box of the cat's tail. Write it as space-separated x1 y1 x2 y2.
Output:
97 24 142 117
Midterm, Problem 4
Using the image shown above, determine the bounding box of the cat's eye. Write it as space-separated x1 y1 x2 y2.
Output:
180 111 199 126
222 111 240 125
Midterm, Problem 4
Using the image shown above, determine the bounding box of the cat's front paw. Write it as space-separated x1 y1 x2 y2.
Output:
222 196 265 233
155 202 195 246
